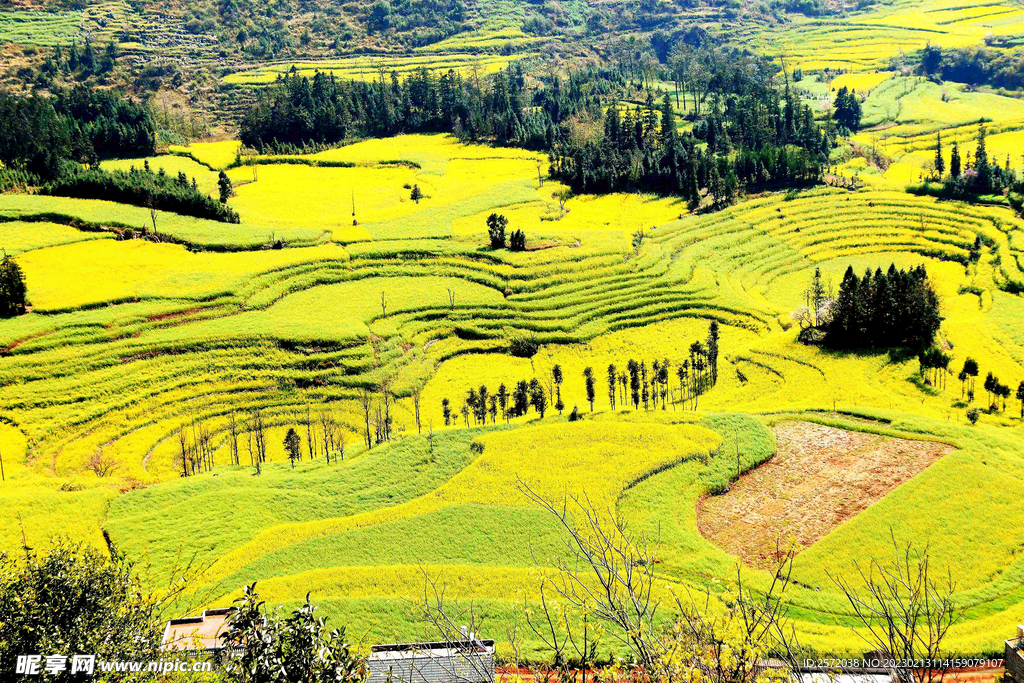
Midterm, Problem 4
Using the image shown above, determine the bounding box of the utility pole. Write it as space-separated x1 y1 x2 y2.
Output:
351 189 357 226
0 445 5 482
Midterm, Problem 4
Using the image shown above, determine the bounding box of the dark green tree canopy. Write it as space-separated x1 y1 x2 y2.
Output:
0 255 27 318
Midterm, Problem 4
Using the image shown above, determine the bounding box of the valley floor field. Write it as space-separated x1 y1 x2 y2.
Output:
2 134 1024 658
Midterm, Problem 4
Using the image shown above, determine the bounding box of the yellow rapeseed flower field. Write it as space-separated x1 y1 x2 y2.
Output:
17 240 349 310
5 133 1024 656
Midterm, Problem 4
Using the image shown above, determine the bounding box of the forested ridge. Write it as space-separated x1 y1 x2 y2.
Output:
0 87 238 222
240 46 834 207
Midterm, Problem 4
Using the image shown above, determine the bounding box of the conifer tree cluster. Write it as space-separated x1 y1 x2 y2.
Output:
826 265 941 350
550 86 830 206
0 87 154 179
240 64 587 151
832 86 862 133
240 53 834 208
44 166 240 223
931 125 1020 198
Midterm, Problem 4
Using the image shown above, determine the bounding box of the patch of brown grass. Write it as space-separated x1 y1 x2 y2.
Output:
697 421 952 568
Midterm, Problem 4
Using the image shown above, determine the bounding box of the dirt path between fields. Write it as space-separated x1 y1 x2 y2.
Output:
697 421 953 568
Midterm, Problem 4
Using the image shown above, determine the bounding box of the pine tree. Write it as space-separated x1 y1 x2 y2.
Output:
707 320 720 385
974 124 991 193
218 171 233 203
487 213 507 249
950 142 961 178
607 363 617 410
552 364 563 414
934 132 944 178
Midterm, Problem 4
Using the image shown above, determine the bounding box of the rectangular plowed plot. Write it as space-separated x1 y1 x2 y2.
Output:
697 421 953 569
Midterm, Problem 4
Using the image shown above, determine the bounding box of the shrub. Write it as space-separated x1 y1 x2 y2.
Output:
0 539 164 678
509 334 539 358
966 407 980 425
221 583 365 683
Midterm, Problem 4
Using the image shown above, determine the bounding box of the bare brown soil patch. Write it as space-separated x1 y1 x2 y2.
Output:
697 421 953 569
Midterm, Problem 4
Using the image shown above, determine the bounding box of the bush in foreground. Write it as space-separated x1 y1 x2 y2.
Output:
0 540 164 680
221 584 365 683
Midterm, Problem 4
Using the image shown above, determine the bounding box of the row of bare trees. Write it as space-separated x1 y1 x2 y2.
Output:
299 404 346 464
358 386 395 449
176 404 349 477
177 416 217 478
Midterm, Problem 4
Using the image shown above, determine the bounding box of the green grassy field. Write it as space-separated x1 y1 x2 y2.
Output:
2 133 1024 658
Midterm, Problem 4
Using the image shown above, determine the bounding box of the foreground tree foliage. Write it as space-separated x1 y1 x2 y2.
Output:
0 540 165 680
221 584 366 683
506 485 806 682
830 534 962 683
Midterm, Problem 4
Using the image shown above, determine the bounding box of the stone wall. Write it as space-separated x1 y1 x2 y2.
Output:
1005 639 1024 683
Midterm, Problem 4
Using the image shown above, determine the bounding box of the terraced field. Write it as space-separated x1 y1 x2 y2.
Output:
2 134 1024 657
744 0 1024 73
222 52 536 86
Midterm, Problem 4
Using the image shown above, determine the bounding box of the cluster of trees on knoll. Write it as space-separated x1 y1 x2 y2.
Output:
930 126 1022 198
442 322 721 426
487 213 526 251
797 265 1022 425
825 265 941 350
832 86 862 134
44 164 240 223
918 44 1024 91
240 47 835 208
0 87 236 223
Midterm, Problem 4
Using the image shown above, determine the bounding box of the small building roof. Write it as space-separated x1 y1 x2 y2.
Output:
369 639 496 661
162 608 233 652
